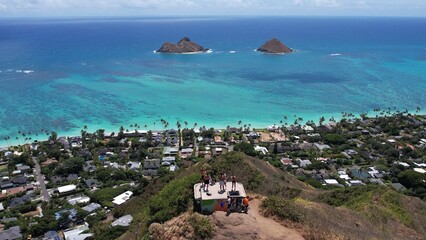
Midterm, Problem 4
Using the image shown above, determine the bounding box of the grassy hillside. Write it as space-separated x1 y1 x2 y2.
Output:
110 152 426 240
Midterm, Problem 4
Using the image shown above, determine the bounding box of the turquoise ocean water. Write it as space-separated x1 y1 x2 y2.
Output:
0 17 426 146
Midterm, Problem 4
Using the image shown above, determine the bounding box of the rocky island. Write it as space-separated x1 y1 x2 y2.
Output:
257 38 293 54
156 37 209 54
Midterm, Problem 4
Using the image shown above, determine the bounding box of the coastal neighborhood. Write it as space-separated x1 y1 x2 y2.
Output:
0 112 425 239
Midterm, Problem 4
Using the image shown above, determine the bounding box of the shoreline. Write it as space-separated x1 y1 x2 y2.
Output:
1 109 424 149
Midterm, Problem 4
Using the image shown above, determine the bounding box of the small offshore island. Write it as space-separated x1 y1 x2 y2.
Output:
156 37 209 54
257 38 293 54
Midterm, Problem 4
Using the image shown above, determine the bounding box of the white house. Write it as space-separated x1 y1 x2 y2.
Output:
58 184 77 194
324 179 339 185
112 191 133 205
413 168 426 174
254 146 269 155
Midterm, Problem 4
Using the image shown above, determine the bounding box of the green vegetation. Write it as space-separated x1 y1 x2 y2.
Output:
93 225 128 240
148 174 199 223
261 196 304 222
324 133 347 145
318 185 412 226
398 170 426 200
189 213 215 240
210 152 264 191
90 186 130 207
233 142 256 156
54 157 84 175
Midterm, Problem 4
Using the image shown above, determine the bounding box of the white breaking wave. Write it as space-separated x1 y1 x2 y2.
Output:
229 50 236 54
206 49 213 53
329 53 342 56
15 69 34 74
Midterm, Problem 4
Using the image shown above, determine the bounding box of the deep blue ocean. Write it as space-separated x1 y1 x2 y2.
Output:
0 17 426 145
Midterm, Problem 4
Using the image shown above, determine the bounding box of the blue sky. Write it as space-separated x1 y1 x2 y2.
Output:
0 0 425 17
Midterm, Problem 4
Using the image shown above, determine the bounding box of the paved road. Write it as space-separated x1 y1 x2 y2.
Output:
32 157 51 202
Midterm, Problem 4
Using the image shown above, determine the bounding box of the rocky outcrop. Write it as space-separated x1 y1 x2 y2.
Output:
156 37 209 53
257 38 293 54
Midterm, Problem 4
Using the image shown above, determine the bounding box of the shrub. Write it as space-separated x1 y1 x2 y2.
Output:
148 174 199 223
305 178 323 188
189 213 215 240
234 142 256 156
261 196 304 222
324 134 347 145
93 225 128 240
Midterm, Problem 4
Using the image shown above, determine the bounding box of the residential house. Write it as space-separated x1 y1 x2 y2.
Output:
8 193 35 208
63 225 93 240
67 195 90 205
163 147 179 156
280 158 292 166
142 159 160 176
41 158 58 167
111 215 133 227
55 209 77 221
0 226 22 240
127 161 141 171
44 230 61 240
112 191 133 206
82 203 101 213
84 179 100 189
162 156 176 165
180 148 193 159
299 159 312 168
57 184 77 194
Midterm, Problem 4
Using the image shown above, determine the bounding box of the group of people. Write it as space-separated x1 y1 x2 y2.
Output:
200 168 249 214
227 195 250 214
200 168 238 193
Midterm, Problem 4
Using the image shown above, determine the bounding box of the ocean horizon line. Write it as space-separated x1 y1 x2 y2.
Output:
1 15 426 21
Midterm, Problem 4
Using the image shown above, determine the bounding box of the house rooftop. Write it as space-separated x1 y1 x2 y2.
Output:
194 182 246 200
112 191 133 205
63 225 93 240
111 214 133 227
82 203 101 213
0 226 22 240
57 184 77 194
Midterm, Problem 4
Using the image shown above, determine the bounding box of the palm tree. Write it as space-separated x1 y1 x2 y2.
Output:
319 116 325 126
238 120 242 125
